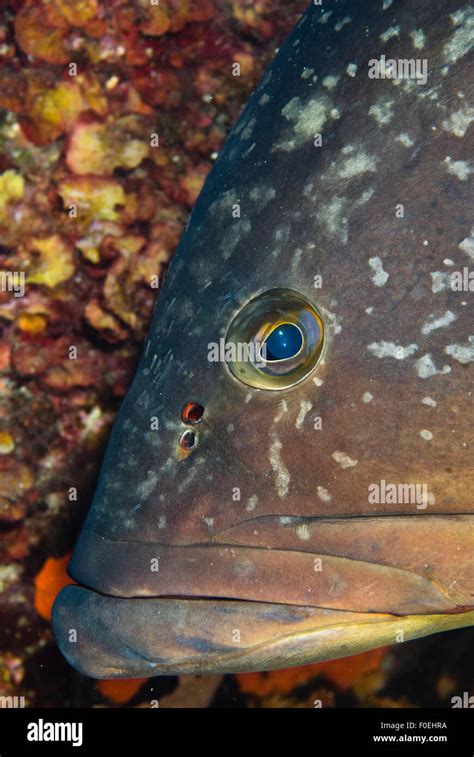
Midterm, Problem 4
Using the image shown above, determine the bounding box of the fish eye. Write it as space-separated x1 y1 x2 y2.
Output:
225 289 325 390
261 322 304 362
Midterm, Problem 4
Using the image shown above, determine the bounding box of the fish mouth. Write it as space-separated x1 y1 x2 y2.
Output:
52 528 474 678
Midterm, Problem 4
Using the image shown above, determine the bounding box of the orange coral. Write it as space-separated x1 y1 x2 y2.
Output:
96 678 147 703
236 647 388 698
34 554 74 621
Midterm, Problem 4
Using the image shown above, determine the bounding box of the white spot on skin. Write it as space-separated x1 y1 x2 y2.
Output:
362 392 374 403
316 189 374 245
296 524 311 541
313 376 324 387
274 399 288 423
431 271 450 292
249 184 276 208
334 16 351 32
380 25 400 43
209 189 239 216
382 0 393 9
322 75 340 90
443 8 474 64
365 306 374 315
332 451 358 469
443 259 455 266
318 197 348 243
276 95 340 152
445 336 474 364
301 67 314 79
396 132 415 147
369 256 389 286
421 311 457 335
269 434 290 498
368 342 418 360
259 93 270 105
336 145 377 179
317 486 332 503
296 400 312 430
242 142 256 159
274 225 290 243
444 156 472 180
442 103 474 137
246 495 258 512
416 354 452 378
324 308 342 335
291 248 303 275
459 231 474 260
220 218 252 259
203 517 214 527
410 29 426 49
422 396 437 407
137 470 158 498
420 429 433 441
318 11 332 24
239 117 256 141
346 63 358 77
369 99 395 126
158 515 166 529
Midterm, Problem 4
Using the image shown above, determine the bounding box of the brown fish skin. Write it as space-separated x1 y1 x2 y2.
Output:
53 0 473 678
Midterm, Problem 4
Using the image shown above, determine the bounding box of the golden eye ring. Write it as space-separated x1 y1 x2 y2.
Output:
225 289 325 390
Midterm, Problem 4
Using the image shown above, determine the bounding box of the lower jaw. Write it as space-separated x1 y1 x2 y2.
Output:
52 584 474 679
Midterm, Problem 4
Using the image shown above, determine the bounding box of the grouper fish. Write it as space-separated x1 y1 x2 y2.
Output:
52 0 474 678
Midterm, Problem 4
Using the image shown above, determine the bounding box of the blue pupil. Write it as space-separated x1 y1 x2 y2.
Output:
263 323 303 361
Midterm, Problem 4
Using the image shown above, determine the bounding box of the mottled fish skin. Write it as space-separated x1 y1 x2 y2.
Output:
53 0 474 678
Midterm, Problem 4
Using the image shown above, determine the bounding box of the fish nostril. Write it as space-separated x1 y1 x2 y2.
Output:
179 429 196 450
182 402 204 424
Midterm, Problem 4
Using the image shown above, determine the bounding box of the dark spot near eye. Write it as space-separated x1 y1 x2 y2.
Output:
179 430 196 450
182 402 204 424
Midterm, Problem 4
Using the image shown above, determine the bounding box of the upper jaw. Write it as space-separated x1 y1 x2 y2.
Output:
65 527 465 615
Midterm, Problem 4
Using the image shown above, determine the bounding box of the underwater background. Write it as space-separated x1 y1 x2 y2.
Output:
0 0 472 707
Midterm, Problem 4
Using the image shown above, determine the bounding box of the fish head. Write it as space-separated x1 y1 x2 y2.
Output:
53 0 474 677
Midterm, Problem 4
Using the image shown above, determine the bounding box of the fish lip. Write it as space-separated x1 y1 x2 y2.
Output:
66 527 464 616
52 583 474 680
51 583 318 679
